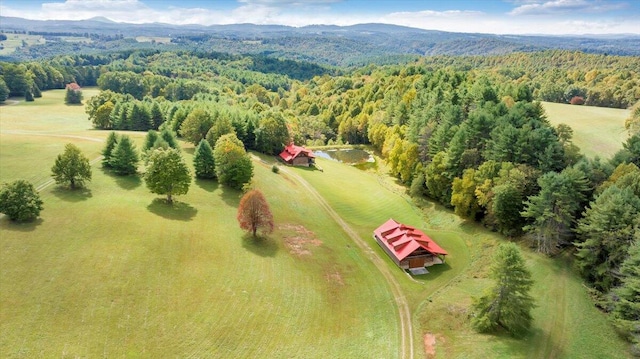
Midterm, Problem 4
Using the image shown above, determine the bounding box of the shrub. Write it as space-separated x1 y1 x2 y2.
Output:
0 180 43 222
570 96 585 105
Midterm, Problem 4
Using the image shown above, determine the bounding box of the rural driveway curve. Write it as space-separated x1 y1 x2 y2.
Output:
276 163 414 359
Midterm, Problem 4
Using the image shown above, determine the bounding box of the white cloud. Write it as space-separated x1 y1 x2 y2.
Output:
0 0 637 34
509 0 628 16
238 0 341 4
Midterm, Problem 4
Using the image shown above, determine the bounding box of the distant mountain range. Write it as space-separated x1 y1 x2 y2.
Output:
1 16 639 65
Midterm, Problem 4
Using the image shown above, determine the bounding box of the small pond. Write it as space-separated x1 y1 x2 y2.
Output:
314 148 374 164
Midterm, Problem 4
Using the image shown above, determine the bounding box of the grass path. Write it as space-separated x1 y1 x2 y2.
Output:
277 162 414 359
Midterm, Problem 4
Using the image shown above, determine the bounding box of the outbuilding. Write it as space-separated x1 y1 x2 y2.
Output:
279 143 316 167
373 218 447 274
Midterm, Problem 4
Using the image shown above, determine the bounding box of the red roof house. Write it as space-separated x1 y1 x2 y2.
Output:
373 219 447 272
279 143 315 167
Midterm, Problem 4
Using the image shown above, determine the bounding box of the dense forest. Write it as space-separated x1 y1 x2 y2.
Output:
2 18 640 65
1 48 639 353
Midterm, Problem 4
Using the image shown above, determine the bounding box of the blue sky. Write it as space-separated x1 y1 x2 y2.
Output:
1 0 638 35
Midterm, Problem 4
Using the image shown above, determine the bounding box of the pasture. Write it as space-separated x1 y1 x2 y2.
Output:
0 90 631 358
542 101 630 159
0 33 45 56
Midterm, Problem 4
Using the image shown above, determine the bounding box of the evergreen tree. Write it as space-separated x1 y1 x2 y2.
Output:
244 117 257 150
193 139 216 179
491 182 525 236
522 168 590 254
24 89 34 102
610 240 640 354
51 143 92 189
109 135 139 175
143 130 160 152
160 128 180 150
102 132 119 168
576 185 640 291
149 101 165 130
128 102 152 131
471 242 535 336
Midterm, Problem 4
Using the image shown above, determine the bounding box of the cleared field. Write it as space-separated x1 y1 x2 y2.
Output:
542 101 630 159
0 33 45 55
0 91 398 358
136 36 172 44
0 88 104 184
0 90 631 358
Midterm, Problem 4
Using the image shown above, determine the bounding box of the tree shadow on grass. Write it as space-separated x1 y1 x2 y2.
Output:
0 217 44 232
101 168 142 191
242 234 278 257
147 198 197 221
195 178 219 193
51 187 92 202
220 186 242 207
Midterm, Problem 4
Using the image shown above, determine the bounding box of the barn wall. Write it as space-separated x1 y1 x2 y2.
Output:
292 156 310 166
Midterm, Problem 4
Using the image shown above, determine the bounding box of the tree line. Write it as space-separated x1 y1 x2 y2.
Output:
1 48 638 351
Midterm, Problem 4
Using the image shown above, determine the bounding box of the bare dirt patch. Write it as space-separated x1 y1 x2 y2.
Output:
325 270 344 286
279 224 322 256
424 333 436 359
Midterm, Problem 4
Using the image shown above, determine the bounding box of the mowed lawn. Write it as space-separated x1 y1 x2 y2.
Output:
297 156 630 358
0 91 399 357
0 90 632 358
542 101 630 159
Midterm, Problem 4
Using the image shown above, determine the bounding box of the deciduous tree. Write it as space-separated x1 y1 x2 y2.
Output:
0 180 43 222
214 133 253 190
64 83 82 104
205 115 235 148
471 242 535 336
51 143 92 189
144 148 191 204
255 111 290 155
237 189 274 237
0 77 9 103
180 108 213 145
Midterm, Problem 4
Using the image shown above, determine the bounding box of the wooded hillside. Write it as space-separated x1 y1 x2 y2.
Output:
2 48 639 354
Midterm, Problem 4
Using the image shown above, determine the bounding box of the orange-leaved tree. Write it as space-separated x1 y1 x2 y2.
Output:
237 189 274 238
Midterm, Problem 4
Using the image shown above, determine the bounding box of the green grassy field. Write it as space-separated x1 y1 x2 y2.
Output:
0 90 632 358
0 33 45 55
0 90 398 358
542 101 630 159
296 155 630 358
135 36 172 44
